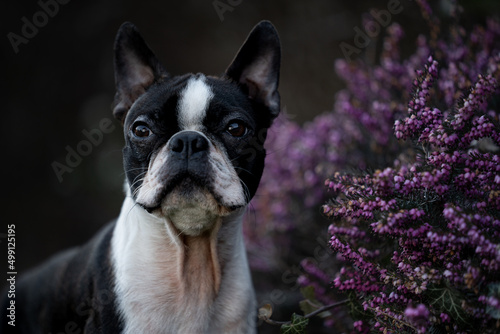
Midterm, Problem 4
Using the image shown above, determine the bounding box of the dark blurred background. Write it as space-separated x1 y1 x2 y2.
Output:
1 0 499 331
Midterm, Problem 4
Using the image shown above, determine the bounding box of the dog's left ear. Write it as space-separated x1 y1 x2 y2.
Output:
113 22 167 123
226 21 281 119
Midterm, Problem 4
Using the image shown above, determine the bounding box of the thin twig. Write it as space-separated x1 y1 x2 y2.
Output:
262 299 350 326
364 305 417 331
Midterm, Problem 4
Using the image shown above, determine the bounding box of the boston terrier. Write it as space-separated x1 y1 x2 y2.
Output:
2 20 280 333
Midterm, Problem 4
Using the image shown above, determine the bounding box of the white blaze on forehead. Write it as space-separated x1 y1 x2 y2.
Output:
178 76 214 130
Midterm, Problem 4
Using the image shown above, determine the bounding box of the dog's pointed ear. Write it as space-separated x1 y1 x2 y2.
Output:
113 22 167 123
226 21 281 119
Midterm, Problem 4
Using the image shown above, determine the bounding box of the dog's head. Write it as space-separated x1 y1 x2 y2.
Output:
112 21 280 236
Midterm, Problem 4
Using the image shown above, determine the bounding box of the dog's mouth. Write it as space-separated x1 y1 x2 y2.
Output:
139 172 215 210
161 179 226 235
138 173 241 235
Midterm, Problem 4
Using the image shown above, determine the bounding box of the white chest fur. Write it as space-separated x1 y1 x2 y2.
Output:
111 196 256 334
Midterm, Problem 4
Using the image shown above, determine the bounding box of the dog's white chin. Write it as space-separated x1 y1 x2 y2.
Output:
160 187 231 236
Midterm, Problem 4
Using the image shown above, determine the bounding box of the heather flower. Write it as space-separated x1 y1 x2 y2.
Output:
404 304 430 333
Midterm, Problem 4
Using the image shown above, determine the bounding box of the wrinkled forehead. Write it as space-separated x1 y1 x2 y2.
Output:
124 74 253 131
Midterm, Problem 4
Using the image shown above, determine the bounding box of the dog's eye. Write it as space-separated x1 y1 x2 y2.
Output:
133 124 152 138
226 121 248 137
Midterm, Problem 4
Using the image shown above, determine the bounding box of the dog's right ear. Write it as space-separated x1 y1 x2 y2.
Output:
113 22 167 123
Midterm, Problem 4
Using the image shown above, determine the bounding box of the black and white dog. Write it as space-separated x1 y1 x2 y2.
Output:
2 21 280 333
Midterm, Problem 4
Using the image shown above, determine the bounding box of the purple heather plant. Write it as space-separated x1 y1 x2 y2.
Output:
320 53 500 332
247 1 500 333
317 19 500 334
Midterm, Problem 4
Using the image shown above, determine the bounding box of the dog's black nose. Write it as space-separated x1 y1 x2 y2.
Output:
170 131 209 159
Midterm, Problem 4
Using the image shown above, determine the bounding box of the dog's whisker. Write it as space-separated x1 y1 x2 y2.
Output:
131 177 145 191
239 180 252 204
134 186 155 204
131 176 145 193
233 166 255 176
125 201 141 219
120 167 148 177
129 171 147 192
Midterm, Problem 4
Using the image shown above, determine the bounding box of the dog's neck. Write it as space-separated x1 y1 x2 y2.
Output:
111 195 255 334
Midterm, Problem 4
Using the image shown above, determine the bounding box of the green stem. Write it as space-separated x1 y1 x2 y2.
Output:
262 299 350 326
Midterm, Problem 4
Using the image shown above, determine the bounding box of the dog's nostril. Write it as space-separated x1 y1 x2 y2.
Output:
171 137 185 153
192 136 208 153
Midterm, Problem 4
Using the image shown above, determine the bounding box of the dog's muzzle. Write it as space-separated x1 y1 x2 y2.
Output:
160 131 226 235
